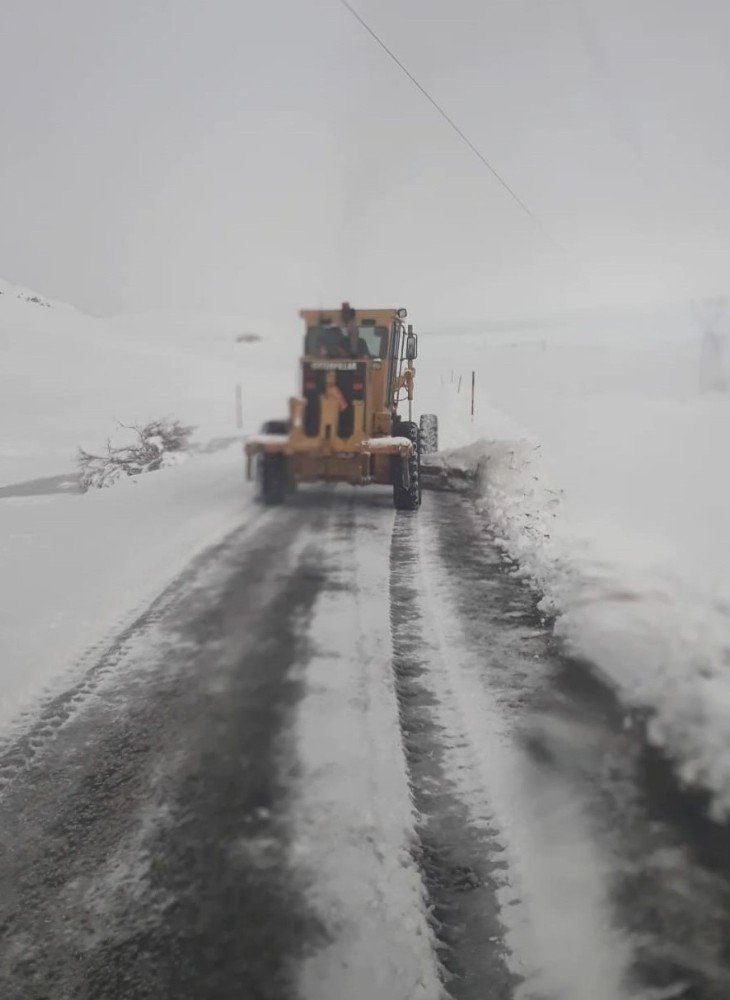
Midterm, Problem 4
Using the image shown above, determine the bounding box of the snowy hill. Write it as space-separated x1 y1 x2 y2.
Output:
0 283 292 485
0 277 58 309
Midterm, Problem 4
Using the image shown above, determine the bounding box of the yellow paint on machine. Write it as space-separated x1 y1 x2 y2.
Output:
244 305 418 489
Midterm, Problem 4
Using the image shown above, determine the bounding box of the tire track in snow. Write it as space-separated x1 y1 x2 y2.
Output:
0 509 276 793
423 490 730 1000
390 496 657 1000
293 489 443 1000
0 496 331 1000
390 510 517 1000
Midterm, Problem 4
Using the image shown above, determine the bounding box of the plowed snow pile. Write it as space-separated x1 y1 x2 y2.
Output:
419 312 730 819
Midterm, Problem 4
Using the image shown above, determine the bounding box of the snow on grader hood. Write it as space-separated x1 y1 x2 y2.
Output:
245 305 438 510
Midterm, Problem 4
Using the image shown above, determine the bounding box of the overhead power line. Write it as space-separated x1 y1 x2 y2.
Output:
337 0 555 241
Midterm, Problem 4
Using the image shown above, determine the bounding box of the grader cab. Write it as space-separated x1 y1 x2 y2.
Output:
244 304 438 509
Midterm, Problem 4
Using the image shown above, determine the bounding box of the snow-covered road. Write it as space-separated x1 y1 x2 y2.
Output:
0 487 728 1000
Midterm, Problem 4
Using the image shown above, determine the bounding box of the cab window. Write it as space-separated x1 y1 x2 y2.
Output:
354 325 388 358
304 324 388 359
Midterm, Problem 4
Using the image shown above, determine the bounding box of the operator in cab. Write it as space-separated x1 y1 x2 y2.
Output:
313 303 371 359
340 302 371 358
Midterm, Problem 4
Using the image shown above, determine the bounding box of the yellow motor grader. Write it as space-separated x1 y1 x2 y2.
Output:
244 304 438 509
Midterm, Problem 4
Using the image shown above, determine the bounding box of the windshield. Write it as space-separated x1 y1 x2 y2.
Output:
304 325 388 359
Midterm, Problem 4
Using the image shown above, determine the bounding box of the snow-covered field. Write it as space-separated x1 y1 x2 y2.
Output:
420 312 730 819
0 282 294 728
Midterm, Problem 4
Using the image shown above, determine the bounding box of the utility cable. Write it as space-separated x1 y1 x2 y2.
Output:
338 0 558 245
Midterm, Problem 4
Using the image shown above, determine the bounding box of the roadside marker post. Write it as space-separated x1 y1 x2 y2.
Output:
235 383 243 430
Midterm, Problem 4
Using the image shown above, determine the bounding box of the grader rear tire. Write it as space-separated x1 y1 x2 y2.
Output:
261 453 290 505
392 421 422 511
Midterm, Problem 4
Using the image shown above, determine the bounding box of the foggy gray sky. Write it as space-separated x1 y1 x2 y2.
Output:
2 0 729 325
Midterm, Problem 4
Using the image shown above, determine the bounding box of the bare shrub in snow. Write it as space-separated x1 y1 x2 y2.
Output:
78 418 195 491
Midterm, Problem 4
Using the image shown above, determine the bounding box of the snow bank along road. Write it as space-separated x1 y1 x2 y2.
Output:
0 487 728 1000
